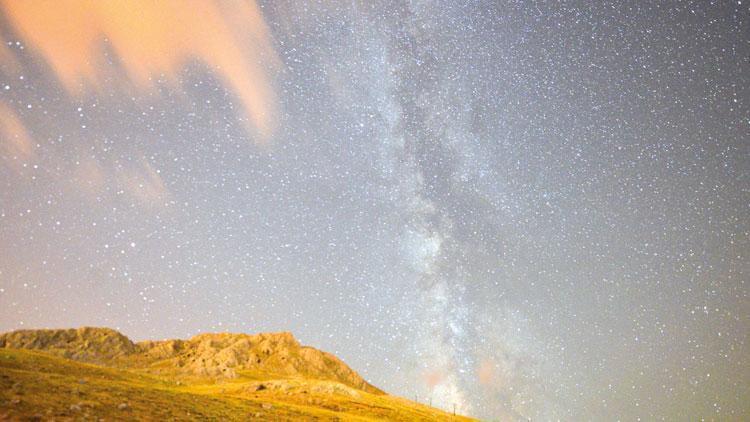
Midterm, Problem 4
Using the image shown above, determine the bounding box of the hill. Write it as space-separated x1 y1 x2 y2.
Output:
0 327 474 420
0 327 379 393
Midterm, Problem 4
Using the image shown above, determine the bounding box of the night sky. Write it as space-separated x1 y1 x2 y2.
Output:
1 1 748 420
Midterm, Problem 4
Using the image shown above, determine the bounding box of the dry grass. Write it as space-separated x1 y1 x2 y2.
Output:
0 348 475 421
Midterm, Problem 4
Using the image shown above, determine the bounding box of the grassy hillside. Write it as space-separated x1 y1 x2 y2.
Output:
0 329 475 421
0 328 381 393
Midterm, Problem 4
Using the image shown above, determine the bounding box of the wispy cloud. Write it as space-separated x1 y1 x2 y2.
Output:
0 101 34 168
71 157 107 196
0 40 19 72
68 156 170 208
116 158 170 207
0 0 280 141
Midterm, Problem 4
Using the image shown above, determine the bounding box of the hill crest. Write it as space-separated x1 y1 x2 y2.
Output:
0 327 381 394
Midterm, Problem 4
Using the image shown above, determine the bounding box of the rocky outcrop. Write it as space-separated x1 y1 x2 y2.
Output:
0 327 382 394
0 327 136 363
134 331 381 393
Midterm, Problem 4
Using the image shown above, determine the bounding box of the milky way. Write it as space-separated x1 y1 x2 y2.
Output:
1 1 748 419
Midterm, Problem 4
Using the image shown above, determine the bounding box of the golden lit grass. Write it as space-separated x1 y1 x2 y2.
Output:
0 348 474 421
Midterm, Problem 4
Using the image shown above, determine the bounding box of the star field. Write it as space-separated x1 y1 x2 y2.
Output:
0 1 748 419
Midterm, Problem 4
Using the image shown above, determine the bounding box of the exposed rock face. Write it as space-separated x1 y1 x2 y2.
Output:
0 327 381 394
0 327 136 363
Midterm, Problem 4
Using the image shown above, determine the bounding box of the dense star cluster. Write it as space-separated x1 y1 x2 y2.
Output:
0 1 748 420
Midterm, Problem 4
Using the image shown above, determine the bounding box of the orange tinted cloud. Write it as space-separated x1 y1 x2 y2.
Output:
477 358 496 386
69 156 169 207
72 157 107 195
0 0 279 140
0 102 34 165
117 158 170 206
423 369 446 388
0 41 19 72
